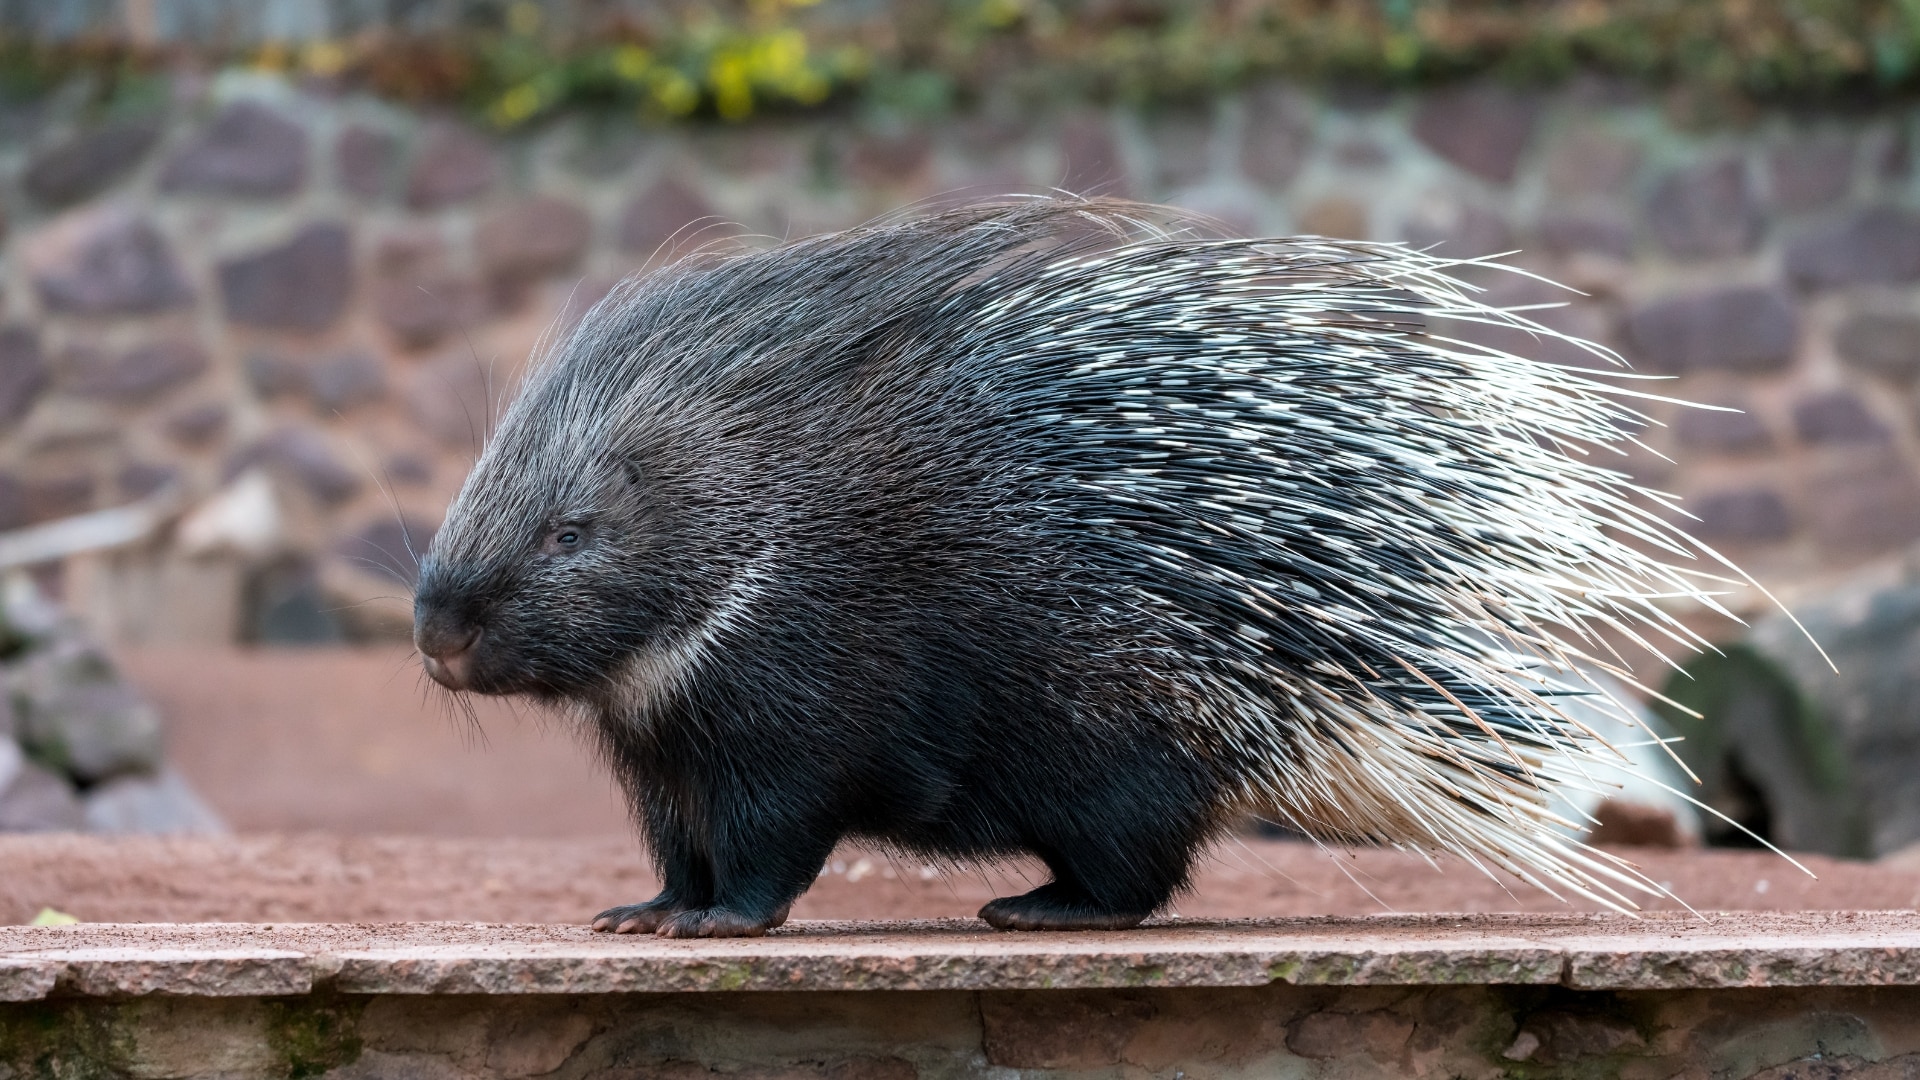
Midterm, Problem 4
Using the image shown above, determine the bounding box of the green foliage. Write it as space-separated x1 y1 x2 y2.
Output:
10 1 1920 123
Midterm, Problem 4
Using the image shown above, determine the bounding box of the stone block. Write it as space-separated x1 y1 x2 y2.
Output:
1145 109 1213 190
980 991 1155 1068
26 207 194 316
0 472 27 530
1059 113 1128 196
385 453 433 486
1241 84 1313 188
374 275 486 350
160 101 307 197
336 515 438 586
1673 403 1772 453
1787 207 1920 289
406 354 496 451
476 197 593 283
163 401 229 446
1400 198 1510 258
243 427 361 505
1767 131 1856 210
23 473 95 523
1793 389 1891 445
1298 198 1367 240
1803 451 1920 555
0 326 48 426
847 130 933 186
619 178 721 255
1837 312 1920 378
83 766 226 835
1538 211 1634 259
1287 1009 1414 1061
62 339 208 403
337 124 396 199
407 124 497 210
1625 286 1799 373
242 350 300 399
0 739 85 831
1511 1010 1645 1064
1690 487 1792 543
1645 156 1760 259
307 350 387 413
219 222 353 333
1543 129 1642 196
1411 84 1539 184
23 119 161 207
118 462 179 498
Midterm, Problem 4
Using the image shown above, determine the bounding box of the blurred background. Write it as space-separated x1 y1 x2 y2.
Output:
1 0 1920 883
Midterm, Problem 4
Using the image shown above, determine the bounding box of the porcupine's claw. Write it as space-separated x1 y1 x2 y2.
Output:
653 904 791 939
592 893 688 933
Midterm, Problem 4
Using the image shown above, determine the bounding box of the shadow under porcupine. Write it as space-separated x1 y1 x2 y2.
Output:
413 198 1793 937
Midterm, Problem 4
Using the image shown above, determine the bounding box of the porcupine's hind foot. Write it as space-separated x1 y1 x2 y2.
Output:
979 883 1150 931
592 895 685 934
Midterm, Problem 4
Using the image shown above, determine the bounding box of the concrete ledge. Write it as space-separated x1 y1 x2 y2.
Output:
2 912 1917 1000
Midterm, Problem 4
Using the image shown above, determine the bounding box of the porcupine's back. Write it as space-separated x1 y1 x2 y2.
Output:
441 198 1746 909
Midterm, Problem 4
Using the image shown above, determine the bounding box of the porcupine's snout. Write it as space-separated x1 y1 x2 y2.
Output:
415 616 480 691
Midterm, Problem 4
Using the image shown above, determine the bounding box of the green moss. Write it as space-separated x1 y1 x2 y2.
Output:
263 997 364 1079
0 1002 137 1080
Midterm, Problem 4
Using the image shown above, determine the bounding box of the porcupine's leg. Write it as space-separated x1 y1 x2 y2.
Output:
649 810 837 938
594 779 715 933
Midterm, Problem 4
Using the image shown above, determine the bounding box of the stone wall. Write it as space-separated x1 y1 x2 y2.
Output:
4 70 1919 643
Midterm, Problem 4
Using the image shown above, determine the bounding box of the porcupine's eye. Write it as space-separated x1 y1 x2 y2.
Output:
542 524 589 556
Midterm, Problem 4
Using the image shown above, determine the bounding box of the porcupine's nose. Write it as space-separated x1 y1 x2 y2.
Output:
417 622 481 691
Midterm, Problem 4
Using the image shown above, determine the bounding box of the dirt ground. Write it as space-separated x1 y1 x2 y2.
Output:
39 645 1907 928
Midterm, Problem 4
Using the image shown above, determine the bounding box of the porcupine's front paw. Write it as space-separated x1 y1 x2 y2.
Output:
592 894 687 934
980 883 1149 931
653 904 792 939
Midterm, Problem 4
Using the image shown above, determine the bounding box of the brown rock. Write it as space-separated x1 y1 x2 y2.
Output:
1400 199 1510 258
306 351 387 413
384 453 433 486
1767 131 1856 211
1673 404 1771 454
1538 211 1634 259
1299 198 1368 240
406 125 496 210
1690 487 1792 543
0 471 24 529
1804 451 1920 554
163 402 229 446
1645 156 1760 259
1242 84 1313 188
0 752 85 832
981 991 1155 1068
24 120 161 208
335 516 437 587
1543 129 1642 196
336 125 395 200
1287 1009 1414 1061
243 427 361 505
1518 1010 1645 1064
1588 799 1690 848
1412 84 1539 184
1793 389 1890 445
847 131 933 186
1787 207 1920 290
1146 109 1213 190
27 207 194 316
476 197 593 283
1059 113 1128 196
1836 312 1920 378
1625 287 1799 373
219 222 353 333
160 101 307 197
1332 138 1387 169
119 462 179 498
22 472 95 522
0 326 48 426
406 354 496 451
243 350 302 399
618 178 721 256
62 339 209 403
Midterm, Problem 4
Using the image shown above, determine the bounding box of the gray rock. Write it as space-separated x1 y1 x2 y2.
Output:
1836 312 1920 378
1689 487 1792 543
218 222 353 332
406 124 496 210
1240 85 1313 188
12 639 164 785
0 326 48 427
1537 211 1634 259
24 119 162 208
163 401 229 446
847 130 934 186
373 274 486 350
306 350 387 412
1802 451 1920 555
1625 286 1799 373
1542 129 1641 196
60 338 208 403
1766 131 1855 210
336 515 438 587
26 207 194 316
617 178 720 255
83 767 226 835
1645 156 1760 259
0 738 85 832
160 101 307 197
241 427 361 505
1791 389 1891 445
1786 206 1920 290
1058 113 1128 196
1673 404 1772 453
1666 571 1920 857
406 354 495 451
1411 84 1539 184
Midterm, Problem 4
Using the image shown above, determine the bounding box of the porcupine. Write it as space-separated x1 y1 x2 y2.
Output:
413 197 1767 938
